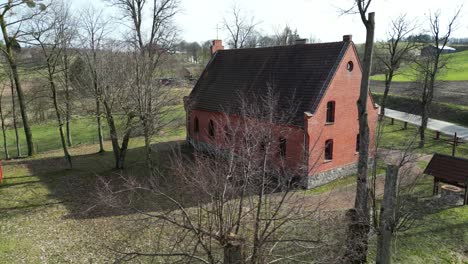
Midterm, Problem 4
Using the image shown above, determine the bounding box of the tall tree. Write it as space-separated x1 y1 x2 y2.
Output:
223 4 259 49
109 0 180 171
0 1 46 156
415 9 460 147
342 0 375 263
375 14 417 118
78 6 109 153
7 67 20 157
28 2 73 168
0 81 9 160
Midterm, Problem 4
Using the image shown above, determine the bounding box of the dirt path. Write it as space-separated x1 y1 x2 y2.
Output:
303 150 433 211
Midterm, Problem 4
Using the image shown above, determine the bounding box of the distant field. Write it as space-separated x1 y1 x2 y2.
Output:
371 50 468 82
370 80 468 107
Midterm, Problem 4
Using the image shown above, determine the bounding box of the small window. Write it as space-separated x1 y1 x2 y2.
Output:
279 137 287 158
356 134 360 152
326 101 335 123
208 120 215 138
194 117 199 133
347 61 354 72
325 139 333 161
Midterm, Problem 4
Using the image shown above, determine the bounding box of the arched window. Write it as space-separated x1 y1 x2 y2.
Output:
279 137 287 158
326 101 335 123
208 120 215 138
325 139 333 161
194 117 199 133
347 61 354 72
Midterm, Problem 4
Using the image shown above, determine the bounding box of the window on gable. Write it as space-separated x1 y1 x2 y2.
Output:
326 101 335 123
279 137 287 158
208 120 215 138
356 134 360 152
194 117 199 133
347 61 354 72
325 139 333 161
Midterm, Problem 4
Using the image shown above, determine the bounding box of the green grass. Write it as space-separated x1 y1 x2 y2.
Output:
371 50 468 82
379 118 468 158
373 93 468 127
304 167 386 196
0 105 185 159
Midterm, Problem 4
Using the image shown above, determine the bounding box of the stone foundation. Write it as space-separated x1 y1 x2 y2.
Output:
304 162 358 189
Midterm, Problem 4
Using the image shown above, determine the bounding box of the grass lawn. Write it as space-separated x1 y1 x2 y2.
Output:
371 50 468 82
0 105 185 159
0 114 467 263
379 118 468 158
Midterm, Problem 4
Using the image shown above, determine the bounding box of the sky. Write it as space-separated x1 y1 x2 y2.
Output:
71 0 468 44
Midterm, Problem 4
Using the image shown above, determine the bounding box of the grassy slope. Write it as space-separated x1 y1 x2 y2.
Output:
371 50 468 82
0 116 467 263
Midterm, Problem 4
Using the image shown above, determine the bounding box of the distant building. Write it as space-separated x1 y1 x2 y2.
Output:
184 35 379 188
421 45 456 56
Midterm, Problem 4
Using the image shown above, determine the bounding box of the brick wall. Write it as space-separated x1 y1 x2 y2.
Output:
306 44 379 178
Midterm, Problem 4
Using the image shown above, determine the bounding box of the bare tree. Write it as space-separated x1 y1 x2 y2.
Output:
341 0 375 263
98 90 336 263
273 25 300 46
223 4 259 49
0 0 46 156
77 6 110 153
27 2 73 168
375 14 418 118
58 5 77 148
0 80 9 160
109 0 180 172
415 9 461 147
6 66 21 157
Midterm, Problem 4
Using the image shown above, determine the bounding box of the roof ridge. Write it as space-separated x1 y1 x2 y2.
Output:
217 41 346 53
433 152 468 162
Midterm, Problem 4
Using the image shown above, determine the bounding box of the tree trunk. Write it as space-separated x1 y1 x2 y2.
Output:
103 101 121 169
419 109 428 148
103 101 131 170
224 243 244 264
96 98 105 153
9 72 20 157
0 17 35 156
380 73 393 119
48 74 72 169
344 12 375 264
376 165 399 264
64 49 72 147
143 117 153 174
0 97 9 160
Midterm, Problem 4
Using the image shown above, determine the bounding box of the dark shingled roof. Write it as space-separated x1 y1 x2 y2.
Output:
189 41 351 126
424 153 468 185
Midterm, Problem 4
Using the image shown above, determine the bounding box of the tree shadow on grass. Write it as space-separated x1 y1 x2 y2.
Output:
0 140 199 220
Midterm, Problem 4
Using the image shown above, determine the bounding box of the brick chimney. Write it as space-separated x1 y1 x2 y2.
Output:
343 35 353 42
210 39 224 56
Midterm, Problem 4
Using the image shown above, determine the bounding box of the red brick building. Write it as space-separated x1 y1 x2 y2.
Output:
184 35 379 188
